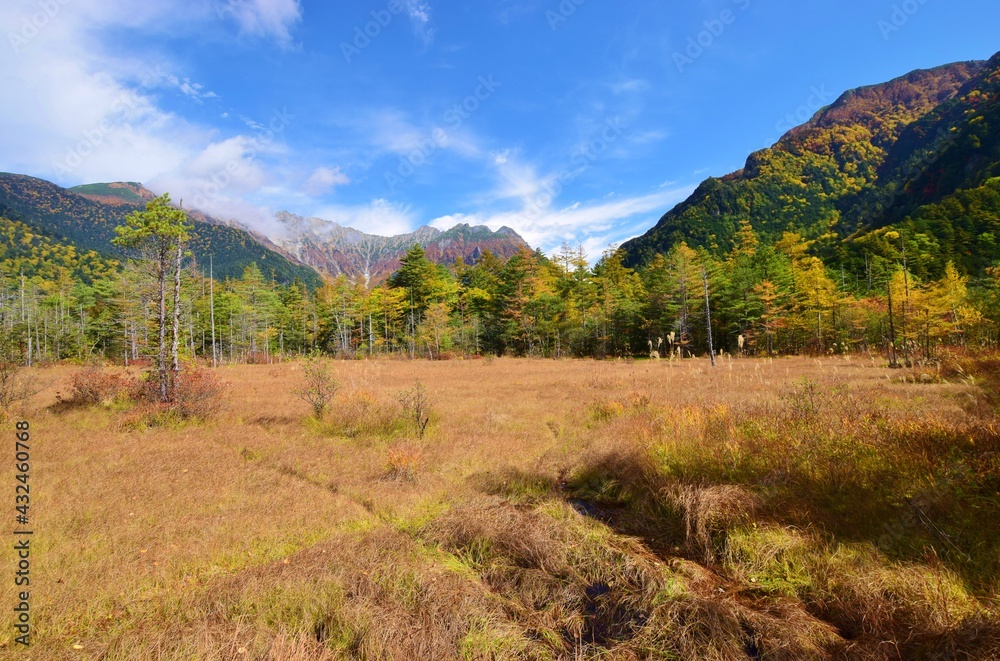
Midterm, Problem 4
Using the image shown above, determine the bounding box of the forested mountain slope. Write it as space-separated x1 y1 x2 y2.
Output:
0 173 323 286
621 53 1000 279
271 211 529 284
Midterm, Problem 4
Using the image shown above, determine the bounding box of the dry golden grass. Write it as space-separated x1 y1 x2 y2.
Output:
0 354 996 659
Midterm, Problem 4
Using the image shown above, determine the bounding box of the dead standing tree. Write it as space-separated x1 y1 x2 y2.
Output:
703 267 716 367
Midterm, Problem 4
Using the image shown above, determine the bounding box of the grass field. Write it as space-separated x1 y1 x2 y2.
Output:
1 355 998 659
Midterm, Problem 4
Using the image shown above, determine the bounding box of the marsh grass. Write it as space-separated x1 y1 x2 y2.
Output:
2 355 998 659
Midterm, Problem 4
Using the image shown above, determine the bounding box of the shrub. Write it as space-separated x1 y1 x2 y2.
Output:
782 377 820 420
0 356 39 419
114 403 175 432
295 352 339 419
663 483 760 563
66 364 136 407
589 399 626 422
588 393 652 423
385 445 421 482
396 381 431 439
64 362 224 422
324 388 407 439
171 365 225 419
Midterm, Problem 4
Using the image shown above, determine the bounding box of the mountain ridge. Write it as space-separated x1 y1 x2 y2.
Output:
0 172 532 287
271 210 530 284
620 54 1000 277
0 173 323 286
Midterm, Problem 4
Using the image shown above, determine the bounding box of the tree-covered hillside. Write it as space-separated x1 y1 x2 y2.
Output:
69 181 154 205
0 215 120 283
0 173 322 287
621 54 1000 280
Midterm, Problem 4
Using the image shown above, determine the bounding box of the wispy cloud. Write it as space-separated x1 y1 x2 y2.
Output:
430 187 695 258
610 78 650 95
402 0 435 45
486 150 557 207
303 166 350 195
310 199 419 237
355 107 484 173
216 0 303 48
161 74 219 103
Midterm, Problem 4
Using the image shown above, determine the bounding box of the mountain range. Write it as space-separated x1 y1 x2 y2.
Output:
3 52 998 287
0 175 530 286
621 51 1000 279
272 211 528 284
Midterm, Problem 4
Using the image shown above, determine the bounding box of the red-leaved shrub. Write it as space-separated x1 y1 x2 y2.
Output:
67 365 137 406
62 363 224 422
170 365 225 419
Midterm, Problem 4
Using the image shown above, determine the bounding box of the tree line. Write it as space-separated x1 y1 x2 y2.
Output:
3 197 1000 374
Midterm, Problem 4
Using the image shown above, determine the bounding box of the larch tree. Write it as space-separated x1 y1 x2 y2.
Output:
112 194 191 402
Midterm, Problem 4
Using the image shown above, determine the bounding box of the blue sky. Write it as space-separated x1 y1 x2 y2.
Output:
1 0 998 257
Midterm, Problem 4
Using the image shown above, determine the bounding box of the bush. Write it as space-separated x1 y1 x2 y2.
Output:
66 364 136 407
396 381 431 438
385 445 421 482
295 352 339 419
171 365 224 419
0 356 39 419
323 388 408 439
61 363 224 422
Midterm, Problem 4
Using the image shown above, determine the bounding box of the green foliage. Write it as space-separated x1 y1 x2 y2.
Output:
2 197 998 364
620 56 1000 286
0 173 321 286
113 193 190 249
295 351 339 419
0 215 118 282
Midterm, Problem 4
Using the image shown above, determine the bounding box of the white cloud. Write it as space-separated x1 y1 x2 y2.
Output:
0 0 305 233
367 110 436 155
357 108 483 173
215 0 303 48
610 78 650 95
311 199 419 237
486 150 557 207
143 135 290 235
430 187 696 259
402 0 435 45
162 74 219 103
628 130 668 145
303 166 350 195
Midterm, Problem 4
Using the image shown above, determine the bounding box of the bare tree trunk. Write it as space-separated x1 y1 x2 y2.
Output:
210 256 217 368
171 243 182 394
703 268 715 367
901 235 910 366
158 251 168 401
887 278 898 368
